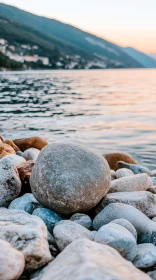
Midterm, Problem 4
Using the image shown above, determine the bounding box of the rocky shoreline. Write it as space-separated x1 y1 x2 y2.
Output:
0 136 156 279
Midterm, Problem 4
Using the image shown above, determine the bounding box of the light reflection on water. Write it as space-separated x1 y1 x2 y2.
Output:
0 69 156 168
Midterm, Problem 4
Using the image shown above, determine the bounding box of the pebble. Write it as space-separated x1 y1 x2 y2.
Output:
70 213 92 229
30 143 111 215
94 223 137 261
53 220 95 251
13 136 48 151
110 219 137 240
0 208 52 271
103 152 136 171
116 168 134 178
109 173 152 193
8 193 41 214
93 203 156 244
0 157 21 207
32 207 62 234
23 148 40 161
117 161 151 176
30 239 150 280
94 191 156 218
0 239 25 280
3 154 26 167
133 243 156 268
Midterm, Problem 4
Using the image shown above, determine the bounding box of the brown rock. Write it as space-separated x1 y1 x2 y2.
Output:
103 152 136 171
18 160 35 195
13 136 48 151
0 142 16 159
3 139 20 152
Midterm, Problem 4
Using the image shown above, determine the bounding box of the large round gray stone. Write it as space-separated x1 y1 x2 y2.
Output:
30 143 111 215
95 223 137 261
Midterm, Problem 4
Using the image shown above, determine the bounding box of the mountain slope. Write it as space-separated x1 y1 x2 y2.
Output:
0 3 143 69
123 47 156 68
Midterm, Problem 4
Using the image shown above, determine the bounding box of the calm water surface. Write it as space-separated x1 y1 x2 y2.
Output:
0 69 156 168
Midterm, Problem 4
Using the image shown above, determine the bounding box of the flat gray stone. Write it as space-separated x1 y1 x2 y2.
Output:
94 191 156 218
70 213 92 229
93 203 156 245
0 208 52 271
30 143 111 215
117 161 151 176
0 239 25 280
0 157 21 207
53 220 95 251
110 219 137 240
109 174 152 193
95 223 137 261
8 193 41 214
133 244 156 268
30 239 150 280
32 207 62 234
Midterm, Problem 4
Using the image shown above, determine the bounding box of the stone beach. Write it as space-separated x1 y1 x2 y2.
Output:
0 136 156 279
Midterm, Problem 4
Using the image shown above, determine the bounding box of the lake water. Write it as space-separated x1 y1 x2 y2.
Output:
0 69 156 169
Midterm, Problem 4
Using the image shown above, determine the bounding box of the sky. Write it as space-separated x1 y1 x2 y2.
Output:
1 0 156 53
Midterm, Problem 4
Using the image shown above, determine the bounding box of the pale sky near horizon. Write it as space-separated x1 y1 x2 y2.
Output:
1 0 156 53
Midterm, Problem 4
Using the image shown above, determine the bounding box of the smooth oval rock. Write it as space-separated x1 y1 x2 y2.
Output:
23 148 40 161
53 220 95 251
30 143 111 215
116 168 134 178
103 152 136 171
30 239 150 280
95 223 137 261
13 136 48 151
94 191 156 218
8 193 41 214
117 161 151 176
3 154 26 167
133 243 156 268
70 213 92 229
32 208 62 234
93 203 156 244
0 208 52 271
110 219 137 240
0 157 21 207
109 173 152 193
0 239 25 280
